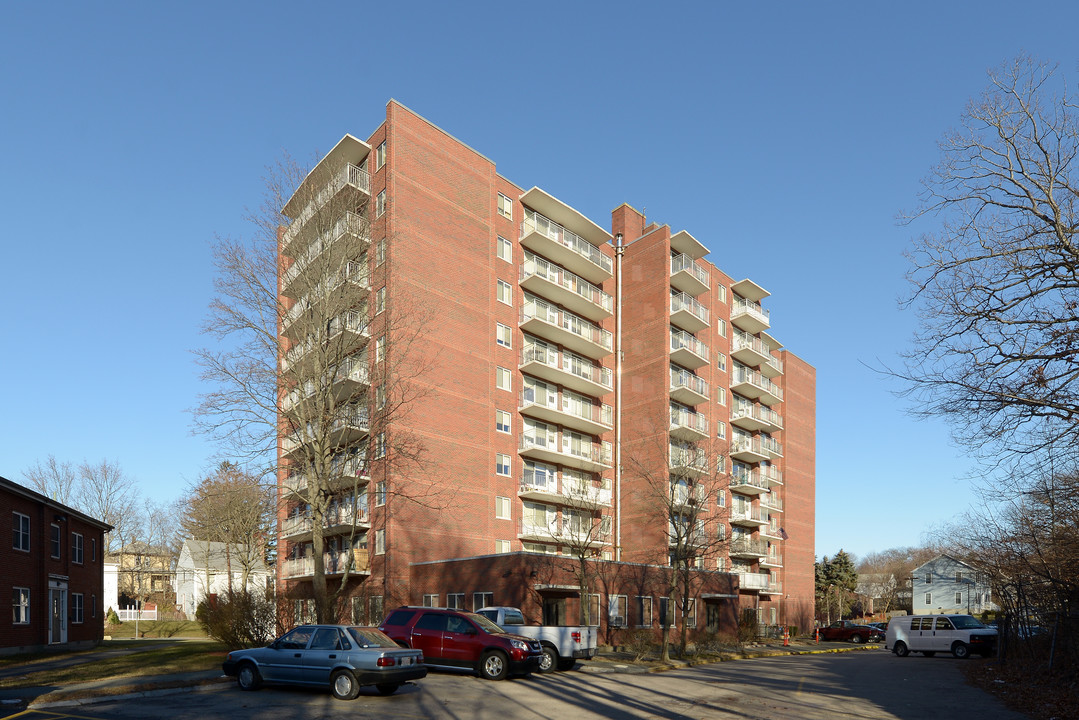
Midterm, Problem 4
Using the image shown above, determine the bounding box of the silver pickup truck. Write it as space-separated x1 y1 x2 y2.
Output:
476 606 598 673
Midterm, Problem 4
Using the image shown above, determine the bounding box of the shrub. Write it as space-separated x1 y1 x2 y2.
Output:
738 609 757 643
196 589 276 649
626 629 657 662
106 607 121 626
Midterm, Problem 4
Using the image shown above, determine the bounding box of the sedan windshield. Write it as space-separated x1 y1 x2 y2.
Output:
467 612 507 634
950 615 987 629
347 627 400 648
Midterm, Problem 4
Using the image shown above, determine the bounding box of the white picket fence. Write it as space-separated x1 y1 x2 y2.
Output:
117 608 158 621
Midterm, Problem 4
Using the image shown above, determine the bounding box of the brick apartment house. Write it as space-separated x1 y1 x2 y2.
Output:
2 475 110 654
276 101 816 638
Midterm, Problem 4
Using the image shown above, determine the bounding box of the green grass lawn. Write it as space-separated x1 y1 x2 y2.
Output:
0 640 227 688
104 619 208 639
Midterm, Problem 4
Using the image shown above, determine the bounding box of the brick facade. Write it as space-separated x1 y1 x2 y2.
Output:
276 101 816 636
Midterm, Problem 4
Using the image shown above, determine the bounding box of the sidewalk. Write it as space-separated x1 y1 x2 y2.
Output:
10 638 883 711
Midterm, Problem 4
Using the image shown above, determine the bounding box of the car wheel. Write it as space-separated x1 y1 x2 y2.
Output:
922 651 936 657
893 641 909 657
538 646 558 674
557 657 576 671
376 683 401 696
952 642 971 660
237 662 261 691
331 669 360 700
479 650 509 681
850 634 863 644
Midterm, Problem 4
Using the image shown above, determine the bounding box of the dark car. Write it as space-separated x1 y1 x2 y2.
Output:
818 620 883 644
379 606 543 680
222 625 426 700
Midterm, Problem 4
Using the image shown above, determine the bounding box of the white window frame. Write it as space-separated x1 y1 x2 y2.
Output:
376 190 386 217
495 496 511 519
375 529 385 555
473 592 494 611
496 410 511 434
717 285 726 303
13 512 29 552
422 594 438 607
376 336 386 363
375 480 386 506
496 323 512 348
375 238 386 266
376 141 386 169
376 286 386 314
497 193 512 219
13 587 30 624
497 279 512 305
587 593 601 627
636 596 652 627
496 366 512 391
496 453 511 477
72 532 84 565
50 523 61 559
495 539 511 553
497 235 512 262
717 353 727 372
925 592 932 605
446 593 465 610
72 593 84 624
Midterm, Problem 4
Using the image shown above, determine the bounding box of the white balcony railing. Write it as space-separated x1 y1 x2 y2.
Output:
521 209 613 275
521 296 613 354
521 253 613 315
670 406 709 435
670 327 708 361
670 291 710 326
733 296 770 325
671 253 710 288
520 344 614 393
282 164 371 251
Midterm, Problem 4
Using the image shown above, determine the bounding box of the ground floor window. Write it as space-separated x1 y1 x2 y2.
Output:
370 596 384 625
423 594 438 607
608 595 627 627
684 598 696 628
636 596 652 627
447 593 465 610
72 593 84 624
13 587 29 624
586 594 601 626
659 597 674 628
351 596 365 625
473 592 493 611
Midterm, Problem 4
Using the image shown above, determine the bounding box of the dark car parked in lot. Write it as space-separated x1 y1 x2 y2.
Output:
222 625 426 700
380 606 544 680
818 620 883 643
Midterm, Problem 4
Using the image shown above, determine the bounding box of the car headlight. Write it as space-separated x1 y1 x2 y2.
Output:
510 639 528 651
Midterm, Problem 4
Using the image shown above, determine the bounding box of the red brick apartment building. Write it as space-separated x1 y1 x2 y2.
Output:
277 101 816 638
1 476 110 654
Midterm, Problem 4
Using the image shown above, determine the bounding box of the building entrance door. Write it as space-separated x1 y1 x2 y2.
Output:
48 580 68 644
542 597 565 626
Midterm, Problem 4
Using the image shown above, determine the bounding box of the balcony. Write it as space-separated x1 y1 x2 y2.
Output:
520 296 613 360
731 331 783 378
518 478 612 509
670 366 709 407
670 229 708 259
282 162 371 257
520 344 612 398
520 253 612 322
730 400 783 433
729 467 771 496
669 445 709 477
520 209 612 284
282 549 370 580
731 296 770 334
759 465 783 487
760 494 783 512
738 572 772 592
729 537 769 559
520 388 613 436
518 518 611 546
759 580 783 595
671 483 708 511
731 432 769 464
670 254 710 296
731 365 783 406
670 327 709 370
282 407 370 459
760 525 785 541
519 432 612 473
670 406 709 441
670 291 710 333
761 553 784 568
281 212 369 297
729 506 768 528
281 503 371 541
281 452 369 498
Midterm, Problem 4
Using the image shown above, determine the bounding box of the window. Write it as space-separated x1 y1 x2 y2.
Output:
685 598 697 628
497 279 512 305
50 524 61 559
72 533 84 564
636 596 653 627
608 595 627 627
375 432 387 458
496 323 512 348
955 571 963 583
72 593 84 624
376 481 386 506
495 496 511 519
371 596 384 624
587 594 601 627
718 490 726 508
659 597 674 627
91 537 96 562
13 588 30 624
955 592 963 605
447 593 465 610
497 193 512 219
351 597 366 625
376 141 386 169
473 592 494 610
497 236 512 262
925 592 932 605
716 557 726 571
717 421 726 439
717 285 726 303
496 453 511 476
717 320 726 338
717 353 727 372
376 190 386 217
13 512 29 552
91 594 97 618
716 387 726 406
376 336 386 363
423 594 438 607
496 366 512 391
496 410 511 434
376 383 386 409
925 572 932 584
375 238 386 266
495 539 511 553
376 286 386 314
375 529 385 555
717 524 726 540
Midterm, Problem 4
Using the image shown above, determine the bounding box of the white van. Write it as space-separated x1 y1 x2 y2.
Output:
885 614 997 658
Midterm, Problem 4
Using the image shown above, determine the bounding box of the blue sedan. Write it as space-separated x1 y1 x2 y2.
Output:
222 625 427 700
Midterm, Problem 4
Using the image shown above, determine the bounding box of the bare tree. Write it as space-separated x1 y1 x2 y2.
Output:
857 546 939 616
624 433 731 661
549 476 613 627
195 150 438 623
23 455 78 506
900 56 1079 460
77 459 140 555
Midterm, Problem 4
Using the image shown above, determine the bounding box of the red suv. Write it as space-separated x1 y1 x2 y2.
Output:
379 607 543 680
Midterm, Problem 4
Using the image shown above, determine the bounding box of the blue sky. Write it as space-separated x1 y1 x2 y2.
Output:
2 1 1077 561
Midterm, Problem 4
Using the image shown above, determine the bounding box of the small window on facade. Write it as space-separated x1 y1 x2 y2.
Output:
375 529 385 555
376 141 386 169
496 323 512 348
375 432 387 458
495 539 511 553
497 193 512 219
447 593 465 610
375 238 386 266
376 286 386 314
91 594 97 618
376 481 386 506
72 533 84 564
955 592 962 605
13 512 30 552
717 421 726 439
717 353 727 372
376 190 386 217
925 572 932 584
13 588 30 624
422 594 438 607
497 236 512 262
496 453 511 476
473 592 494 610
91 537 96 562
717 320 726 338
497 279 512 305
955 571 963 583
716 557 726 571
718 285 727 303
495 496 511 519
636 596 653 627
925 592 932 605
496 367 512 391
50 524 61 559
496 410 511 433
72 593 84 624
